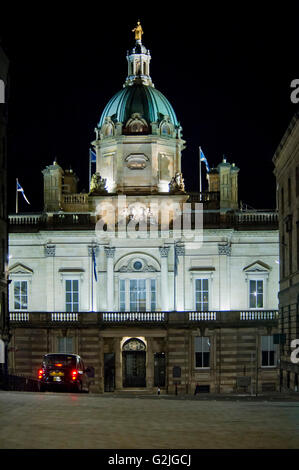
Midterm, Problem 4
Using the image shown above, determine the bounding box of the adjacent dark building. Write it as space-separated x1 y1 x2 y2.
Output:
273 111 299 391
0 44 10 376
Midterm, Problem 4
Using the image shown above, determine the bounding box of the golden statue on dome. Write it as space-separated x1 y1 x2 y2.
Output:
132 21 143 41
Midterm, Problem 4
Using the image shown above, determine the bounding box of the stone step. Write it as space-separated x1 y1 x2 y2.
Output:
108 388 166 395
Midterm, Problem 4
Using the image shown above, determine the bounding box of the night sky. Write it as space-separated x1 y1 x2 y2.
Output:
1 4 298 213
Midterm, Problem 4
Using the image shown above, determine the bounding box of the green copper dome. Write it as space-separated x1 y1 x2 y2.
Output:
98 83 179 128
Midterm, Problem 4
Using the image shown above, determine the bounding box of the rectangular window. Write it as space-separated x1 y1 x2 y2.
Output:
195 336 210 368
14 281 28 310
65 280 79 312
130 279 146 312
119 278 157 312
150 279 156 311
195 279 209 311
119 279 126 311
58 337 74 353
261 335 277 367
249 280 263 308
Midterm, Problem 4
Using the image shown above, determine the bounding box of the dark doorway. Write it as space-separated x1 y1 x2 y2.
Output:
104 353 115 392
123 351 146 387
154 352 166 387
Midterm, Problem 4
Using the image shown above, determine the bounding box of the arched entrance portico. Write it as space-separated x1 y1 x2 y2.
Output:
122 338 146 387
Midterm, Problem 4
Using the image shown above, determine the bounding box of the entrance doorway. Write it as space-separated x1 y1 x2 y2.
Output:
122 338 146 388
104 353 115 392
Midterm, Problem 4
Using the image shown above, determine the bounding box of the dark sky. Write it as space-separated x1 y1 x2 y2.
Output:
1 4 298 213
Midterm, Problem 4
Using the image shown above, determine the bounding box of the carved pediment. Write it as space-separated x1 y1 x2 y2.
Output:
243 260 271 273
8 263 33 275
115 253 160 273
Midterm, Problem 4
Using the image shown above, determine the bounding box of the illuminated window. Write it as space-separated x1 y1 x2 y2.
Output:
65 280 79 312
119 279 156 311
195 279 209 311
58 337 74 353
249 280 263 308
195 336 210 368
261 335 277 367
14 281 28 310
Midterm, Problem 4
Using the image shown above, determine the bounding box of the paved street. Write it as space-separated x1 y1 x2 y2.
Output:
0 391 299 449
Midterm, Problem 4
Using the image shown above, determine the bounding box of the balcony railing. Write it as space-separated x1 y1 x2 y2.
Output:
62 194 89 205
9 214 43 225
103 312 165 322
9 310 279 324
51 312 79 322
189 311 217 321
240 310 279 320
235 211 278 224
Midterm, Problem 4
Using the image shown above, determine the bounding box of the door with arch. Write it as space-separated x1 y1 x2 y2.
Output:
122 338 146 387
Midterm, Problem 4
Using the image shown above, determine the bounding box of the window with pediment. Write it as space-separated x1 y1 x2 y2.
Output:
125 113 148 134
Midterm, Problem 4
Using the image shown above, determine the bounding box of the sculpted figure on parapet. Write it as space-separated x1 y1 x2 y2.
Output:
169 172 185 193
89 172 108 195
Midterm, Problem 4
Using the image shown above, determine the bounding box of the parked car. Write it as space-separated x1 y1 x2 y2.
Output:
38 353 92 393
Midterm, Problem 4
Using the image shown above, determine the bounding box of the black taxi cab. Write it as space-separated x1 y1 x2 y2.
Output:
38 353 91 392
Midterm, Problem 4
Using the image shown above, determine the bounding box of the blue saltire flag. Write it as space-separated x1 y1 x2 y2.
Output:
17 181 30 205
200 148 210 173
90 148 97 163
92 247 98 282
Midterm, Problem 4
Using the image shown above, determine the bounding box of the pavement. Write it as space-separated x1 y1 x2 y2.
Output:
0 390 299 449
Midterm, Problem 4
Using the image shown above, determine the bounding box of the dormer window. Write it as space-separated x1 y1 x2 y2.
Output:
160 117 173 137
125 113 148 134
101 117 114 138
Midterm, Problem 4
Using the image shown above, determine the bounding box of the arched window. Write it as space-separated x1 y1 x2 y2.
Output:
125 114 148 134
161 123 171 136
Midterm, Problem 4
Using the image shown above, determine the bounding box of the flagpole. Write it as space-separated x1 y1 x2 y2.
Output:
199 146 202 199
174 242 176 312
16 178 18 214
91 246 94 312
89 149 91 191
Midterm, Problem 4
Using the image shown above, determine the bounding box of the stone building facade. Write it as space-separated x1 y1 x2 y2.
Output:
273 111 299 391
8 29 279 394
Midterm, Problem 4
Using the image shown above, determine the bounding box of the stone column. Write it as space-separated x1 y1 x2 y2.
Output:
159 246 170 311
114 337 122 390
45 244 55 311
176 244 185 311
218 243 231 310
105 247 115 311
146 337 154 389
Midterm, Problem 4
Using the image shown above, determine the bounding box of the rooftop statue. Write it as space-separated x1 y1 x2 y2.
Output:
132 21 143 41
89 172 108 195
169 172 185 193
